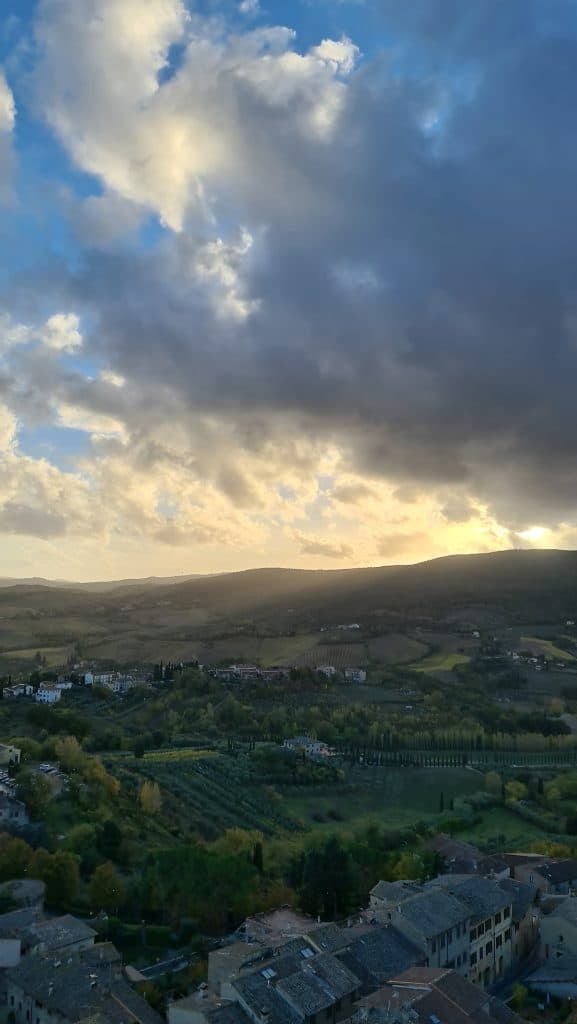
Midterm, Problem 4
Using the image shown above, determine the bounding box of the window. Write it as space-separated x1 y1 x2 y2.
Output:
470 928 476 941
486 941 493 955
463 953 468 964
470 952 477 966
504 907 511 918
495 912 502 925
261 968 276 980
505 929 511 942
479 948 484 960
456 955 461 967
441 934 446 948
478 922 484 935
496 935 502 948
485 919 491 931
432 939 436 953
447 930 453 944
559 935 564 943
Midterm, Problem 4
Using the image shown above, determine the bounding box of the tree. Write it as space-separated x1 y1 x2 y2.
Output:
299 835 356 918
510 984 528 1012
33 850 80 907
139 780 162 814
89 862 127 912
253 841 264 874
484 771 502 796
505 780 528 802
0 837 33 881
99 820 122 860
54 735 85 772
17 771 51 820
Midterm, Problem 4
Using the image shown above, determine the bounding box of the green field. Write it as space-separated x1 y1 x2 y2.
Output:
368 633 429 664
458 806 550 848
278 767 481 832
410 652 470 673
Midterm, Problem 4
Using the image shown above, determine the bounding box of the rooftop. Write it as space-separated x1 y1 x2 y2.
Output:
339 924 425 988
7 955 163 1024
394 888 470 938
26 913 97 951
430 876 511 921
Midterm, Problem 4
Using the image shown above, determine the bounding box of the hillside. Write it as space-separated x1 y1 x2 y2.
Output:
1 549 577 668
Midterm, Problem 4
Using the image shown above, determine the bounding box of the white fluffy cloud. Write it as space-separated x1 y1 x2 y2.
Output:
0 68 15 203
0 70 15 133
42 313 83 352
32 0 358 228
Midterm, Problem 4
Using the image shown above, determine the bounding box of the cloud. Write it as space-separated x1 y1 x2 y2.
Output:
376 531 430 560
41 313 82 352
0 68 15 202
0 502 67 538
294 531 354 559
0 0 576 574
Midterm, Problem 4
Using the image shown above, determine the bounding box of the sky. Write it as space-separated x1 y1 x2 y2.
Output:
0 0 575 580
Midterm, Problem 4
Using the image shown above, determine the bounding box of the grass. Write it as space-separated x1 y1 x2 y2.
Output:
295 643 367 669
282 767 480 832
521 637 576 663
410 652 471 673
141 748 218 763
0 645 71 667
368 633 428 664
457 806 549 848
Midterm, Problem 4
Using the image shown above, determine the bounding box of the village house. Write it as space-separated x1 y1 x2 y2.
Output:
283 737 331 758
344 668 367 684
3 685 33 699
316 665 336 678
6 947 163 1024
540 896 577 960
353 966 525 1024
35 683 61 705
526 956 577 1000
512 857 577 896
369 873 525 988
0 792 28 828
429 876 514 986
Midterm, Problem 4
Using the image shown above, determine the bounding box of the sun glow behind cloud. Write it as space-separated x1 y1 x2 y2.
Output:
0 0 575 577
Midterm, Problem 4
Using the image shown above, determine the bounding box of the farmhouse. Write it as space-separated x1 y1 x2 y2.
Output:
35 683 61 704
316 665 336 678
344 668 367 684
283 737 331 758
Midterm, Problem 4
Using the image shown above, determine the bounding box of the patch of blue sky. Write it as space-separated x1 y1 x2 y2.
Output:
244 0 380 55
277 484 296 502
61 353 101 379
156 495 181 519
18 424 91 470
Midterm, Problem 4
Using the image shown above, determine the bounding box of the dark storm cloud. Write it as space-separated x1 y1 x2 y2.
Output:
16 0 577 531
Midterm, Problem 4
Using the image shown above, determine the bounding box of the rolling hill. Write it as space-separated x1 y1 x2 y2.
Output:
0 549 576 667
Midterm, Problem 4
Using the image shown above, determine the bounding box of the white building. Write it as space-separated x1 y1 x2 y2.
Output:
344 667 367 683
317 665 336 678
35 684 61 705
283 737 331 758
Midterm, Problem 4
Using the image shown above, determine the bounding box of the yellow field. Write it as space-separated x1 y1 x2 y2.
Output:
521 637 576 662
0 645 71 666
410 652 470 673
